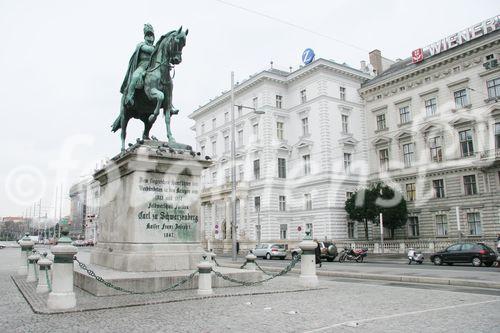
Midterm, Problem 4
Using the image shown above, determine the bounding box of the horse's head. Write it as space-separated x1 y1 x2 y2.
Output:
165 26 188 65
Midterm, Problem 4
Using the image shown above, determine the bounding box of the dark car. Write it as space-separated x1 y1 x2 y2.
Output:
290 241 338 261
430 243 497 267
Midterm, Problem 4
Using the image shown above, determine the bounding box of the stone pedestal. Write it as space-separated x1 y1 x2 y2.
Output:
18 234 34 276
298 239 318 288
90 141 211 272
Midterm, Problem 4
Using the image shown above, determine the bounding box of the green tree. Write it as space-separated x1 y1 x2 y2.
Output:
345 183 408 239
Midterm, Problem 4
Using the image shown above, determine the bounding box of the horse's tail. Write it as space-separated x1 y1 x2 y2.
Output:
111 115 121 132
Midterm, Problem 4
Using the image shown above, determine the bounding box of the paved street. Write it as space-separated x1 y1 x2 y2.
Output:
1 247 500 332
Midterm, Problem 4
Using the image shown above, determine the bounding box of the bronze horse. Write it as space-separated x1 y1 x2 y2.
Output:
112 27 188 151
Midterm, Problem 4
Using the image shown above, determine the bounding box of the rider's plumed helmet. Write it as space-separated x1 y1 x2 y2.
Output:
144 23 154 37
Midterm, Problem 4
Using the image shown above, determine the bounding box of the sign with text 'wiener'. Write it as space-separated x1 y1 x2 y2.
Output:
134 173 199 242
412 15 499 63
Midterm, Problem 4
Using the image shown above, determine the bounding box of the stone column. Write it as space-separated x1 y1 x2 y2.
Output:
47 230 78 310
298 238 318 288
26 251 40 282
244 252 257 271
197 261 213 296
240 198 246 238
17 234 34 276
36 253 52 293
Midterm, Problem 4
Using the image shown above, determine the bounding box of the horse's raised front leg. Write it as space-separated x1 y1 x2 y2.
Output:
147 88 164 125
143 118 153 140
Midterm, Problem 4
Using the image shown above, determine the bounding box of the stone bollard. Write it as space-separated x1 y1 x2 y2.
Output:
244 252 257 271
17 233 34 276
47 230 78 310
298 238 318 288
36 252 53 293
26 250 41 282
197 260 213 296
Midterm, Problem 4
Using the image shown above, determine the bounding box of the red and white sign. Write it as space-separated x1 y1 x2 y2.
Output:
297 226 302 232
411 48 424 63
214 224 218 229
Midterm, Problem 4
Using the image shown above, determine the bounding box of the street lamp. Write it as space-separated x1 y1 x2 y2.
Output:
230 71 265 262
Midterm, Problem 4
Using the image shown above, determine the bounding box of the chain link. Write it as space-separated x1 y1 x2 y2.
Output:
253 261 273 276
212 255 301 286
239 261 248 269
212 257 221 267
74 257 198 295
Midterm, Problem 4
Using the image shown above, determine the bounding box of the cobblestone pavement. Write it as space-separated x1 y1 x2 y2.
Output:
1 248 499 332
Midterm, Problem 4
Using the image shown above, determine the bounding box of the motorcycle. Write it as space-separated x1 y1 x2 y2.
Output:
407 248 424 264
338 247 368 263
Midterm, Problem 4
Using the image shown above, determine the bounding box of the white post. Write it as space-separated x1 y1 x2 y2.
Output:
380 213 384 254
197 261 213 296
18 234 34 276
26 251 40 282
298 237 318 288
36 253 52 293
455 206 461 242
47 230 77 310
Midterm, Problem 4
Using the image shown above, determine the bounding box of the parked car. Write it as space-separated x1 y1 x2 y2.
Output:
85 239 95 246
290 241 338 262
72 239 86 247
430 243 497 267
253 243 287 260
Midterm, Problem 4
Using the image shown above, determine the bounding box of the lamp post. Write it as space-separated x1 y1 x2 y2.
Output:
230 71 265 262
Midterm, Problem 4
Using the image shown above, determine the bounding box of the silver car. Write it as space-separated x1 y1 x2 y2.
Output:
253 243 287 260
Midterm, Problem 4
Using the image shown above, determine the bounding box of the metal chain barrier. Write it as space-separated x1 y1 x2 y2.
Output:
74 257 198 295
239 261 248 269
253 261 274 276
45 269 52 292
212 257 221 267
212 255 301 286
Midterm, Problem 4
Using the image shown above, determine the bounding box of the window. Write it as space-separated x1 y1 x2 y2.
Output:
212 171 217 183
276 95 282 108
237 129 243 147
486 54 495 60
224 135 229 152
340 86 346 101
252 97 258 110
399 106 411 124
376 114 386 130
467 212 482 235
254 196 260 212
435 215 448 236
408 216 419 237
432 179 445 198
399 86 406 92
347 220 355 238
403 143 414 167
276 122 284 140
346 192 353 199
224 168 230 183
429 136 443 162
279 195 286 212
280 224 287 239
278 158 286 179
425 98 437 117
252 123 259 137
495 123 500 149
238 165 244 181
459 129 474 157
300 89 307 103
212 118 217 130
454 89 468 108
224 112 229 123
306 223 313 237
237 105 243 118
301 117 309 136
487 78 500 99
304 193 312 210
303 155 311 175
211 140 217 155
379 149 389 171
201 145 206 156
343 153 352 172
463 175 477 195
253 159 260 180
341 114 349 133
406 183 416 201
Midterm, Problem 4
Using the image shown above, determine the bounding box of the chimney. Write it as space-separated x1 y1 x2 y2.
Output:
360 60 367 72
369 49 383 75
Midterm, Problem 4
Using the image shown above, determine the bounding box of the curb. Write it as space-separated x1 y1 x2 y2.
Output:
221 263 500 290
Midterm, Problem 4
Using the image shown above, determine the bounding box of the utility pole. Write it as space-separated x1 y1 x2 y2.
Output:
59 184 63 238
38 199 41 239
380 212 384 254
230 71 237 262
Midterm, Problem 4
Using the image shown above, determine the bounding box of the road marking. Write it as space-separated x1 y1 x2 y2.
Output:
303 299 500 332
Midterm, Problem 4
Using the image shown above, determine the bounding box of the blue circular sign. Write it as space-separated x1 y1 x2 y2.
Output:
302 48 315 65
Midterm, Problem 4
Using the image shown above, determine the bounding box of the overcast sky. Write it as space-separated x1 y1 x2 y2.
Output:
0 0 498 218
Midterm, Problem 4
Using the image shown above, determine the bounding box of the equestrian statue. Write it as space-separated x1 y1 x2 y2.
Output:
112 24 189 151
